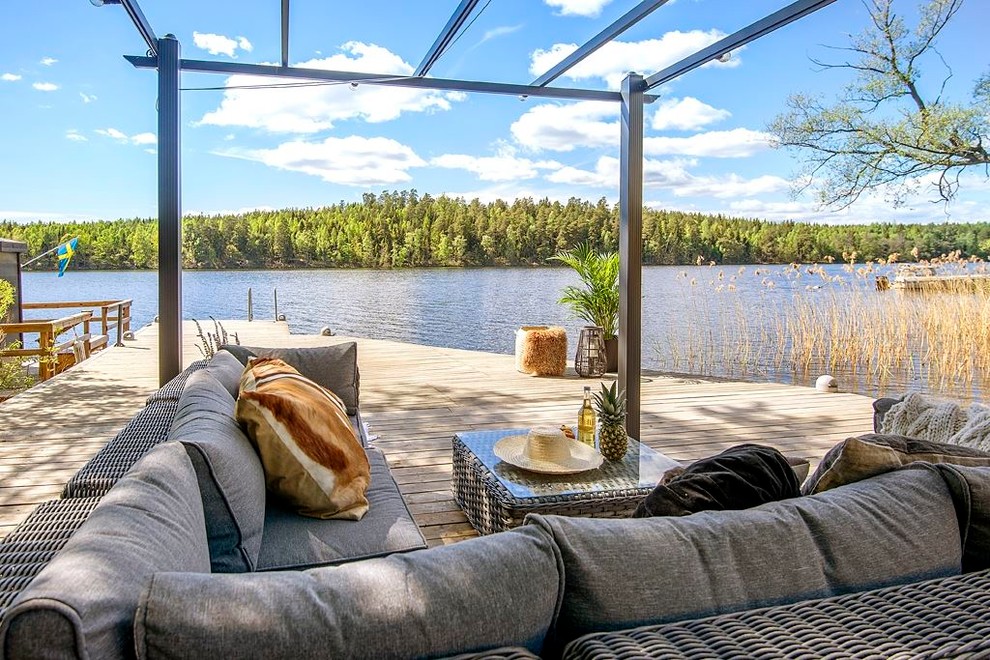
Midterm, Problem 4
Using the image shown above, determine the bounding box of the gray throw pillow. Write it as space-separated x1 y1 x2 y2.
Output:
803 433 990 495
223 343 359 414
169 369 266 572
135 525 562 659
527 466 963 649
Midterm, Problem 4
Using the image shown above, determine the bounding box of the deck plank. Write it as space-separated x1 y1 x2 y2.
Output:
0 321 875 543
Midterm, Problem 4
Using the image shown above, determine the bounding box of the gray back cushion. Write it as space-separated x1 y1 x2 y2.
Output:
169 369 266 573
930 464 990 572
203 349 245 399
222 342 359 414
527 466 963 647
256 448 426 570
0 442 211 659
136 525 563 659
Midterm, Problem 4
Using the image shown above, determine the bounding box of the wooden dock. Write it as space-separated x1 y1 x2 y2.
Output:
0 321 875 544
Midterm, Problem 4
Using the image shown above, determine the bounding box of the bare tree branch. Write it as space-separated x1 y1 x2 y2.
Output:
769 0 988 209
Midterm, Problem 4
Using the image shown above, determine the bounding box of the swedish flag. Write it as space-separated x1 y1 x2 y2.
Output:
56 237 79 277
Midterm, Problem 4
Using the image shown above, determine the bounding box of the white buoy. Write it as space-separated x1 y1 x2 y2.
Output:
320 327 334 337
816 375 838 393
277 314 286 322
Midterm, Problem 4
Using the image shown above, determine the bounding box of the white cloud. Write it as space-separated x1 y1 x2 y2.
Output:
131 132 157 145
94 128 157 147
227 135 426 186
530 31 737 89
511 100 617 151
652 97 731 131
546 155 789 198
95 127 129 141
40 57 58 66
192 32 253 57
432 145 561 181
645 128 772 158
478 25 522 46
223 134 236 141
1 73 21 82
544 0 613 17
65 130 87 142
32 82 59 92
79 92 97 104
145 148 157 155
199 42 462 133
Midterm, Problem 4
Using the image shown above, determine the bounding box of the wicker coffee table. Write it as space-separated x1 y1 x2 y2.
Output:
452 429 680 535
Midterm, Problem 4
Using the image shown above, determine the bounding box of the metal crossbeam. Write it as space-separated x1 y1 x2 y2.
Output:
125 56 627 102
281 0 289 67
120 0 158 55
532 0 672 87
644 0 837 89
415 0 481 77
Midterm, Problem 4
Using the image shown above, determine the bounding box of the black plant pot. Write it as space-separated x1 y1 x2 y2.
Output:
604 337 618 373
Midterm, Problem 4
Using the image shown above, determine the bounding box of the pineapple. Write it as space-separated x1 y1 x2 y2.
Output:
593 382 627 461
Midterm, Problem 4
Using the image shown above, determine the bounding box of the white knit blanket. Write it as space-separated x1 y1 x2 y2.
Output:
881 392 990 452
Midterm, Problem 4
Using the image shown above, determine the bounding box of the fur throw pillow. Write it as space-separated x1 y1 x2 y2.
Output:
236 358 370 520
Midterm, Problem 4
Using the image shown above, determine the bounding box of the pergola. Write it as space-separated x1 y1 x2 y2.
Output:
95 0 837 439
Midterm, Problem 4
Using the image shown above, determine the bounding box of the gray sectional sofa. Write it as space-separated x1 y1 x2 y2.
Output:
2 352 990 658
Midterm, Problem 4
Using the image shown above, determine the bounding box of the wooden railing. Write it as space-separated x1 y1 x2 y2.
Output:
0 300 132 381
21 300 132 347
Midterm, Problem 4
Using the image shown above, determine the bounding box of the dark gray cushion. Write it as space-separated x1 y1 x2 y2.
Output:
222 342 359 414
203 349 245 399
135 525 563 659
526 466 963 647
0 443 211 659
632 444 800 518
169 369 266 573
256 448 426 570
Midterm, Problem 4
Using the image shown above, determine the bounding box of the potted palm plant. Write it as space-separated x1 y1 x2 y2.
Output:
549 243 619 371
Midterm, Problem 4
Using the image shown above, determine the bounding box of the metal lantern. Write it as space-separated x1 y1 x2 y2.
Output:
575 326 607 377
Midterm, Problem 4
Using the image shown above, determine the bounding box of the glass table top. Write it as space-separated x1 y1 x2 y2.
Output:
456 428 681 500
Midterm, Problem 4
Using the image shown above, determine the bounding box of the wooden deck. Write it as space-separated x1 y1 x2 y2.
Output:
0 321 875 544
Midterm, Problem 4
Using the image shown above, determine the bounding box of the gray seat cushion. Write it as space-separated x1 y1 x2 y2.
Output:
256 447 426 570
526 465 964 648
136 525 563 659
222 342 360 414
0 443 211 659
168 369 266 573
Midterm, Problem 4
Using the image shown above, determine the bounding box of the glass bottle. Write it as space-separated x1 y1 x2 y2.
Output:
577 386 596 447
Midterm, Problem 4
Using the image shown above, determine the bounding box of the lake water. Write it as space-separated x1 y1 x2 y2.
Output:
22 263 960 398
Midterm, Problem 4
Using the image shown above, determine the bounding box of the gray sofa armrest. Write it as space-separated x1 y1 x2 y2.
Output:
0 443 211 659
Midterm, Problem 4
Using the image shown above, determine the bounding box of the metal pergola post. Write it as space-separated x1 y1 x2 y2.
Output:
619 73 644 440
157 34 182 385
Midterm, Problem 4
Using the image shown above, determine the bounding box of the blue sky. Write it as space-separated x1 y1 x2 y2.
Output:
1 0 987 226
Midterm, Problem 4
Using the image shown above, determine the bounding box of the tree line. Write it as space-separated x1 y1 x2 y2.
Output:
4 191 989 271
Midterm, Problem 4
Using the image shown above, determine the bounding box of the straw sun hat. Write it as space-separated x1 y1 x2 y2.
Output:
493 426 603 474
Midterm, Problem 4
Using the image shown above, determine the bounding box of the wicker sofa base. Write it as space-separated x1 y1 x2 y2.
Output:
564 569 990 659
0 497 101 615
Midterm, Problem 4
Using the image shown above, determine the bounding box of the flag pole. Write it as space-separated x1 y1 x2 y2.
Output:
22 244 61 268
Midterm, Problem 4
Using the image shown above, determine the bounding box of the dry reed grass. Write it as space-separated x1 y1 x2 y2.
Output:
654 253 990 401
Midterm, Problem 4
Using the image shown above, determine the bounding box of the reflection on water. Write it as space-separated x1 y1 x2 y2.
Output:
24 264 988 401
